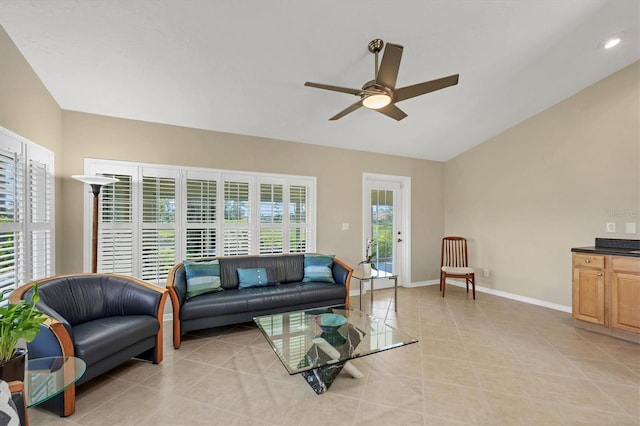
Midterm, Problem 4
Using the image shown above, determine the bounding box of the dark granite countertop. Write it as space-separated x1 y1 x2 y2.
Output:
571 238 640 258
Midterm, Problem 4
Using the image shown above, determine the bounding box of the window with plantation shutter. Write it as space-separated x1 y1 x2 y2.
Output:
259 183 283 254
185 176 217 259
223 179 251 256
99 173 135 275
0 127 54 297
141 173 176 282
29 157 53 280
83 158 316 283
289 184 311 253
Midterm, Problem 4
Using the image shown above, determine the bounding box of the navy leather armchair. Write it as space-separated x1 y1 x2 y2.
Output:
10 274 168 417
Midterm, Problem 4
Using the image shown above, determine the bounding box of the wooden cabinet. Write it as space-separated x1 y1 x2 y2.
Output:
572 254 605 325
572 253 640 342
610 256 640 334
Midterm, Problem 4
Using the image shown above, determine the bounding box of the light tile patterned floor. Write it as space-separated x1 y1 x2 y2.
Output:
29 285 640 425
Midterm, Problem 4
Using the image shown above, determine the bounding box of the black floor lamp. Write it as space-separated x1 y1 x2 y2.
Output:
72 175 119 273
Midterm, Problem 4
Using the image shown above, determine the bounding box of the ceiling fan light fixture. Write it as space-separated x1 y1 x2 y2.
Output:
362 93 391 109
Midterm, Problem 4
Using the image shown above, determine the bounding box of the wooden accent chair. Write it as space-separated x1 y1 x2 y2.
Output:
440 236 476 299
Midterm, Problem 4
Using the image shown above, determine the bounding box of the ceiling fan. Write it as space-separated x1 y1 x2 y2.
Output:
305 38 459 121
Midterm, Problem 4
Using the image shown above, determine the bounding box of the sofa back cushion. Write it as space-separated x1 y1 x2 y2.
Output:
33 275 161 326
219 255 304 289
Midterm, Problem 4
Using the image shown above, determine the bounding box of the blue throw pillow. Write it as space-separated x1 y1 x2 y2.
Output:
237 267 279 288
184 259 223 299
302 254 335 283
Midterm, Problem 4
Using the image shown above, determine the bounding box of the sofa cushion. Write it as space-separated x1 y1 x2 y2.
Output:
34 275 162 325
302 254 336 283
73 316 160 366
295 282 347 304
219 255 304 289
184 259 223 299
180 290 249 320
237 267 279 288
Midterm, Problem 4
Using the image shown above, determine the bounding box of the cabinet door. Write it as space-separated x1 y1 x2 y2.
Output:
610 270 640 333
572 267 605 325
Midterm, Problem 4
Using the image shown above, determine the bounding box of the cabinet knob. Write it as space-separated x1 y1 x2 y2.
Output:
585 259 591 263
597 272 603 276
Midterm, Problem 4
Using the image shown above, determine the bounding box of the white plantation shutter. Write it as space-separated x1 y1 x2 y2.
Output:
0 147 24 294
141 173 176 282
99 173 135 275
0 127 54 296
83 158 316 280
29 157 53 280
223 178 251 255
288 184 312 253
185 176 217 258
259 183 284 254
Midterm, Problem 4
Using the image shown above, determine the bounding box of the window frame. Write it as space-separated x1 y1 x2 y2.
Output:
0 126 55 296
82 158 316 283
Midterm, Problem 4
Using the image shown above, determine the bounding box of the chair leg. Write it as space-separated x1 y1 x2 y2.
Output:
471 274 476 300
466 277 469 293
441 274 446 298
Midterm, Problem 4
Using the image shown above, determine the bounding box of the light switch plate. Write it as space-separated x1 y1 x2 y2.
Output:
341 222 349 231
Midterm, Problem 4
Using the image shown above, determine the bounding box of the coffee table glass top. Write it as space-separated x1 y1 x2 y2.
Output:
254 305 418 375
25 356 86 407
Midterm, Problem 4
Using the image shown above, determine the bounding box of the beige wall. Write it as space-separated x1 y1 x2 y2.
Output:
61 111 445 279
0 26 64 271
4 20 636 308
444 61 640 307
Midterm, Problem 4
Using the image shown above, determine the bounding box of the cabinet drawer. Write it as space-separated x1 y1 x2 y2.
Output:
573 254 605 269
611 256 640 273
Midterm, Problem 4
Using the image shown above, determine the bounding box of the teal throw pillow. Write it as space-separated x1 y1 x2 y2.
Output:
237 267 279 288
302 254 335 283
184 259 223 299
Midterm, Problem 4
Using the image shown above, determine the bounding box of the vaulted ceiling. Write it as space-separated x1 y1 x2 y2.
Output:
0 0 638 160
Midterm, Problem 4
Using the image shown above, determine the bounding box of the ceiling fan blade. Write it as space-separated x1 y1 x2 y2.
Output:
376 43 403 90
376 104 408 121
329 100 363 121
394 74 459 102
305 82 362 96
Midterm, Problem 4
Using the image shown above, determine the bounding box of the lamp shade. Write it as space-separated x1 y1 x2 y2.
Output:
362 93 391 109
72 175 119 186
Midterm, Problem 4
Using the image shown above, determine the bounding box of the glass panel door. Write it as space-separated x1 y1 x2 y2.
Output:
370 189 394 273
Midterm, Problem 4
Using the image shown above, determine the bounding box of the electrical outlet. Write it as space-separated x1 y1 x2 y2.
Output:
626 223 637 234
483 268 490 278
341 222 349 231
606 222 616 233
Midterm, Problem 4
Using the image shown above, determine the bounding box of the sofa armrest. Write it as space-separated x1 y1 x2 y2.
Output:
332 258 353 305
166 262 188 349
26 317 77 417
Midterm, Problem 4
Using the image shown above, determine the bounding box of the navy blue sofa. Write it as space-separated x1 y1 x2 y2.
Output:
167 254 353 349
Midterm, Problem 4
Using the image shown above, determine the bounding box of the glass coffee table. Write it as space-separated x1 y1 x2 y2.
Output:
254 305 418 394
25 356 86 407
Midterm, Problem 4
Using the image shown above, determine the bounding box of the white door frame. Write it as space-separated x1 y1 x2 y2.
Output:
362 173 411 286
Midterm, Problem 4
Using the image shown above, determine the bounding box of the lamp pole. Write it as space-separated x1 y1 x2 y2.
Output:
72 175 119 273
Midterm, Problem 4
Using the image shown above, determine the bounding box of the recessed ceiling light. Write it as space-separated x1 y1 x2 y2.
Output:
604 37 621 49
601 33 624 49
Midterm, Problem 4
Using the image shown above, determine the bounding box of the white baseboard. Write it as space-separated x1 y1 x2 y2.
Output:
350 278 571 313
